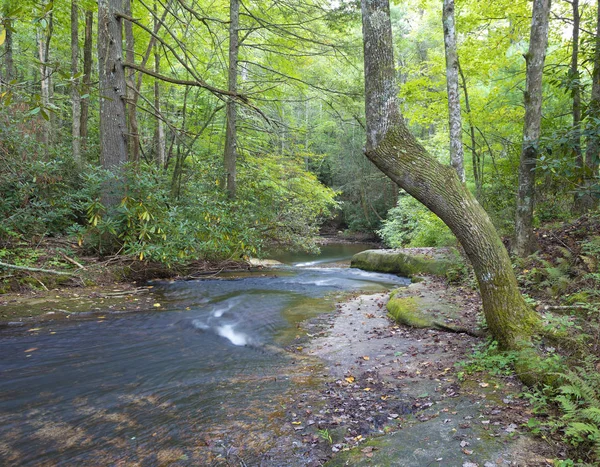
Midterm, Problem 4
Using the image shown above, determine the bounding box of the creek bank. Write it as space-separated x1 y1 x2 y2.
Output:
350 247 464 279
285 277 553 466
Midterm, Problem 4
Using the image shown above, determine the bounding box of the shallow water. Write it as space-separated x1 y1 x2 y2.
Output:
0 244 408 465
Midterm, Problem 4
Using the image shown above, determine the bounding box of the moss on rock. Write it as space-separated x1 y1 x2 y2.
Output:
387 295 433 328
350 248 464 279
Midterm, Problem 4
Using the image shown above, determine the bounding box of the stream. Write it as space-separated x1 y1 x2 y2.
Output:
0 244 409 466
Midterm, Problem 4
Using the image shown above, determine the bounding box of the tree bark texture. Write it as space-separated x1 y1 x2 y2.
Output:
80 9 93 144
124 0 140 165
98 0 128 209
514 0 551 257
71 0 81 166
360 0 539 350
442 0 465 182
224 0 239 199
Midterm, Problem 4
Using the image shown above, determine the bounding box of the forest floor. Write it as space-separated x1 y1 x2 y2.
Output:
279 277 556 467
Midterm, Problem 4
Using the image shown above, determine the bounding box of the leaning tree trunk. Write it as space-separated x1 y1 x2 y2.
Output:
71 0 81 166
442 0 465 182
514 0 551 257
224 0 239 199
360 0 539 350
98 0 128 210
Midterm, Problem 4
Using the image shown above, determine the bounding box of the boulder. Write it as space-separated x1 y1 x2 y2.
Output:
350 248 463 278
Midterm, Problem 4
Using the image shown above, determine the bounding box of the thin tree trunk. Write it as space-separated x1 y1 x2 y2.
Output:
124 0 140 165
442 0 465 182
98 0 128 209
80 10 93 145
360 0 539 350
571 0 582 167
3 15 14 83
37 3 54 147
582 0 600 210
154 2 166 169
514 0 551 257
71 0 81 166
458 61 481 197
224 0 239 199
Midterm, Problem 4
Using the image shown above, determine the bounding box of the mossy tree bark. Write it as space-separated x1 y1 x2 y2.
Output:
360 0 539 350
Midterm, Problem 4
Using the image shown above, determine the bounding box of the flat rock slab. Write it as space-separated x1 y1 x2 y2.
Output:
300 277 550 467
350 248 464 278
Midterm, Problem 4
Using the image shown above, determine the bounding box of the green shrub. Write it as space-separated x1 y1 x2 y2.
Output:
72 155 337 264
377 196 456 248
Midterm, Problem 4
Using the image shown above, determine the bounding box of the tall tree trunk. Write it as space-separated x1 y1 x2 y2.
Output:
514 0 551 257
3 14 14 83
154 2 166 169
37 3 54 147
442 0 465 182
71 0 81 166
80 9 93 145
98 0 128 209
360 0 539 350
123 0 140 165
224 0 239 199
571 0 582 167
582 0 600 210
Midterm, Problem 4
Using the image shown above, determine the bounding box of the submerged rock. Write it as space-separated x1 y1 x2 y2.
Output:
350 248 464 279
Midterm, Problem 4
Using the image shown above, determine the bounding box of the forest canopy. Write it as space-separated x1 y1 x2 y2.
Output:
0 0 598 262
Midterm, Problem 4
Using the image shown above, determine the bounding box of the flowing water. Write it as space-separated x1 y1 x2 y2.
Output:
0 244 408 466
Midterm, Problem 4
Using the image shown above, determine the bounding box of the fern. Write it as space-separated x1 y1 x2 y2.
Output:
564 422 600 440
581 407 600 425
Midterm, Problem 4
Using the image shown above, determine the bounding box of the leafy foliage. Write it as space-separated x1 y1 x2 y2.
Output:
377 196 456 248
69 156 337 264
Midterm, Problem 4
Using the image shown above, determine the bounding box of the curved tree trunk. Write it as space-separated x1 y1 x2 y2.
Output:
514 0 551 257
360 0 539 350
442 0 465 182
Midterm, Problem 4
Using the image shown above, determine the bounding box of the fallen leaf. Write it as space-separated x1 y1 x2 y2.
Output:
153 303 161 307
24 348 38 353
479 382 489 388
345 375 355 384
362 356 370 361
28 328 41 332
364 387 371 391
